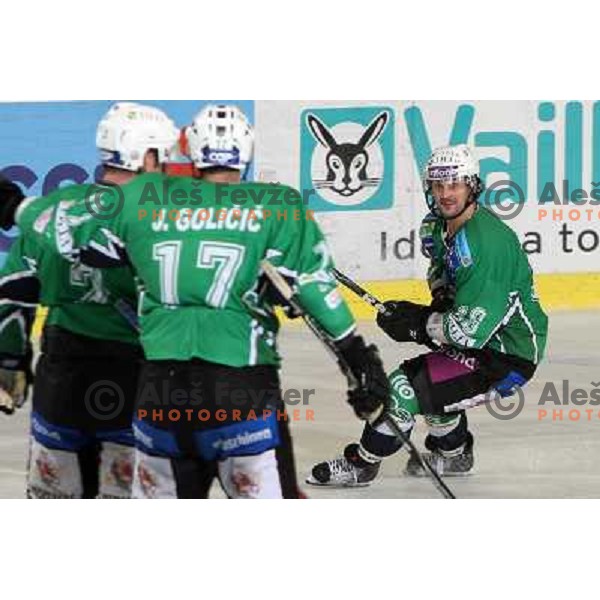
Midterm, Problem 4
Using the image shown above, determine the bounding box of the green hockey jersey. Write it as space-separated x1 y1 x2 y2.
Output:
0 185 139 345
48 173 356 366
419 207 548 363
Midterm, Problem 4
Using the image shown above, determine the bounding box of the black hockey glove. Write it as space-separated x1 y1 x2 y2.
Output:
0 177 25 230
376 300 433 346
0 368 30 415
257 273 302 319
335 334 390 420
0 349 34 415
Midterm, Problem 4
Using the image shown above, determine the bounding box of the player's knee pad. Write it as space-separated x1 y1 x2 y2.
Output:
28 411 101 498
359 408 412 462
388 367 419 421
27 437 84 499
218 450 283 499
356 367 416 462
424 412 473 453
132 449 178 499
358 423 404 462
98 442 134 499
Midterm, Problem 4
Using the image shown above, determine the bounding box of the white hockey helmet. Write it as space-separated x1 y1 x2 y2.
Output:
423 144 482 192
96 102 180 172
422 144 483 213
185 104 254 172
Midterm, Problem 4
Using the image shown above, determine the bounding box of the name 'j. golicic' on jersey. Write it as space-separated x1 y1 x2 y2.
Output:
43 173 357 367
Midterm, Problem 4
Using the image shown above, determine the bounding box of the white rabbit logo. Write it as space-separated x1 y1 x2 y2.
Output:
306 110 389 206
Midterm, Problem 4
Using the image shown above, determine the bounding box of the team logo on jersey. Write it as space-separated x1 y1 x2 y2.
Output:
35 450 60 489
137 462 159 498
231 470 260 498
300 106 395 212
446 306 488 348
110 454 134 491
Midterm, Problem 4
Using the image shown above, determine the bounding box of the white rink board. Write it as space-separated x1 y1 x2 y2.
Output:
255 100 600 280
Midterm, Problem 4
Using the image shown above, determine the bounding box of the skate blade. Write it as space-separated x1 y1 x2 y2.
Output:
403 468 475 478
305 475 372 488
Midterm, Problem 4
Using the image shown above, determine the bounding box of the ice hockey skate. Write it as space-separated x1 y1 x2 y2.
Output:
404 444 474 477
306 443 381 487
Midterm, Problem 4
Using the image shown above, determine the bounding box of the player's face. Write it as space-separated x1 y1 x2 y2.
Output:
431 180 472 219
143 150 161 173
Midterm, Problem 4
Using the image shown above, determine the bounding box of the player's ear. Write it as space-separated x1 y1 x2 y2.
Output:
143 149 160 173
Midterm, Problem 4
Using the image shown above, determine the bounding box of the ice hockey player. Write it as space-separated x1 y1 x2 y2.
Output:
0 102 180 498
0 176 35 416
48 104 390 499
308 144 548 487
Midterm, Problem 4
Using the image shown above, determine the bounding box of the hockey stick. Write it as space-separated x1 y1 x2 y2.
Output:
331 268 457 497
332 268 392 316
332 268 440 352
113 298 140 332
261 261 455 499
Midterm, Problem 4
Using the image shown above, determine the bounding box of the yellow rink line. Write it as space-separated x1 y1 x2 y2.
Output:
336 272 600 320
31 272 600 338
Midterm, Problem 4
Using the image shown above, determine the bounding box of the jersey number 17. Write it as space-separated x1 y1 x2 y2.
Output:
152 241 246 308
